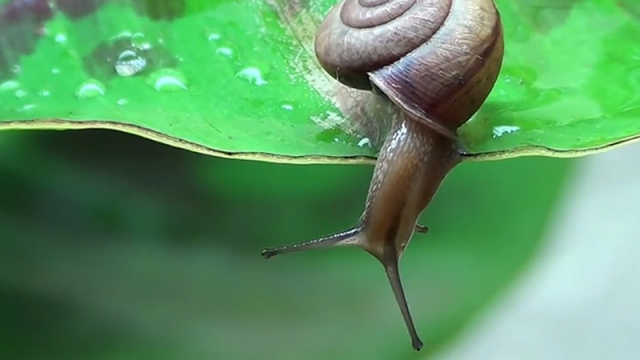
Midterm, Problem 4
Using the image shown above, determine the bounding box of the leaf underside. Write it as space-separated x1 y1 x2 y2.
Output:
0 0 639 164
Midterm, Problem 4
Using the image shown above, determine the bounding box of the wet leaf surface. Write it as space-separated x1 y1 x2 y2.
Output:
0 0 638 163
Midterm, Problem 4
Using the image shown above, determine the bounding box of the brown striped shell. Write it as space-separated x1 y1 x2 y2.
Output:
314 0 504 138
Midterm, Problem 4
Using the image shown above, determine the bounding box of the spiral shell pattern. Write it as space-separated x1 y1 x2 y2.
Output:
315 0 504 134
315 0 451 89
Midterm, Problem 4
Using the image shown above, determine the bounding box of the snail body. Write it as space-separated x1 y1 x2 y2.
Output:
262 0 504 351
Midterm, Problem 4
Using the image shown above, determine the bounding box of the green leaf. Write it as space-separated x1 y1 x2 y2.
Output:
462 0 640 160
0 0 639 163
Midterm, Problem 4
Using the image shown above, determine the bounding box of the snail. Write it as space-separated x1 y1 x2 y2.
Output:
262 0 504 351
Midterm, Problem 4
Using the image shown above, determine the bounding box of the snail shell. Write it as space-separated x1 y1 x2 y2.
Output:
315 0 504 138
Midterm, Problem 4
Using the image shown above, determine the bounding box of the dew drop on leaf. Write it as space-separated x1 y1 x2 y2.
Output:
146 68 187 92
76 79 106 99
18 104 35 112
130 32 151 50
84 35 179 82
54 33 67 43
0 80 19 91
492 125 520 138
237 67 268 86
357 137 371 148
216 47 233 57
115 49 147 77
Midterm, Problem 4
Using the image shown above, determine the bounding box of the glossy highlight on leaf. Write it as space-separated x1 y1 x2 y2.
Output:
0 0 639 163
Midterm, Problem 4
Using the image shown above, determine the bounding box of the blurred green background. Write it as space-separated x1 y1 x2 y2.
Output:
0 129 575 359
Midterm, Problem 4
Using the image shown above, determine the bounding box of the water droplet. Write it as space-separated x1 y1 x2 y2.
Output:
55 33 67 43
0 80 19 91
208 33 221 41
492 125 520 138
11 65 20 74
115 31 133 39
51 68 60 74
76 79 106 99
18 104 35 112
237 67 267 86
216 47 233 57
315 126 361 147
281 104 293 111
130 32 151 50
115 49 147 77
357 138 371 147
117 99 127 105
146 69 187 92
15 89 26 98
39 90 50 97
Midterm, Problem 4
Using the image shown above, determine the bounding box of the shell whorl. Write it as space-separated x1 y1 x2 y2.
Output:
314 0 504 137
315 0 452 90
